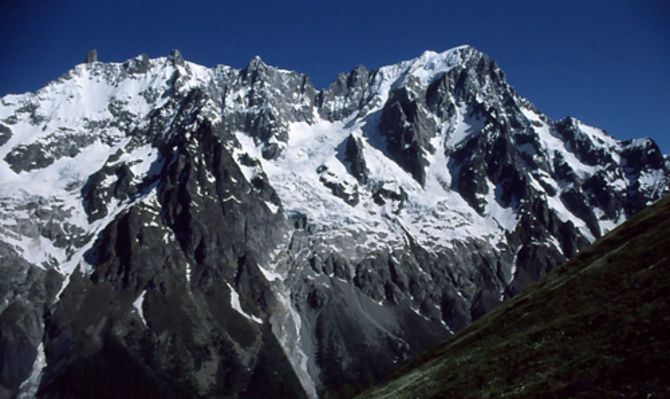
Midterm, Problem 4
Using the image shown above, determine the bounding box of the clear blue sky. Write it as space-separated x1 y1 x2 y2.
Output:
1 1 668 153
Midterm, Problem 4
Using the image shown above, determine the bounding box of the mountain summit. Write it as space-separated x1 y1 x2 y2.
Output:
0 46 668 398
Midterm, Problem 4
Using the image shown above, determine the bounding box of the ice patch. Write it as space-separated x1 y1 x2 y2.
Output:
482 180 518 231
226 283 263 324
445 106 485 148
162 230 175 244
133 290 147 326
265 200 279 214
185 262 192 283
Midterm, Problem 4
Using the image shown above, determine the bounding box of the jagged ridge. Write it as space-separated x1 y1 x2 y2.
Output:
0 45 668 398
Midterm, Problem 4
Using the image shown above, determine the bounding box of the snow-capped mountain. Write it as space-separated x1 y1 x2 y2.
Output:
0 46 667 398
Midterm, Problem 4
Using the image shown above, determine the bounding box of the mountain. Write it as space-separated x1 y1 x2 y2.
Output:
0 46 667 398
357 194 670 399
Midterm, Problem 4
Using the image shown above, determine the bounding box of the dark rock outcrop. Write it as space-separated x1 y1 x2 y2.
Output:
84 49 97 64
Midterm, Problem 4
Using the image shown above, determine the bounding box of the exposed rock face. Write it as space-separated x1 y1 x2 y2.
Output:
0 124 11 147
0 45 668 398
342 134 369 184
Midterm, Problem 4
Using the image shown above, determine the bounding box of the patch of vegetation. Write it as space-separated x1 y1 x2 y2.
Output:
358 196 670 398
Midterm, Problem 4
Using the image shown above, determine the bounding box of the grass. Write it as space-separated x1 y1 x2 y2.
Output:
357 195 670 399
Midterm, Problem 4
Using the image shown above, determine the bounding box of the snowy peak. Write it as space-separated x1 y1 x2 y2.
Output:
1 46 667 253
1 46 668 257
420 45 489 73
0 46 668 399
384 45 469 86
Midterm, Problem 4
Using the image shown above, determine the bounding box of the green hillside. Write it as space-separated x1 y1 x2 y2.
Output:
358 196 670 398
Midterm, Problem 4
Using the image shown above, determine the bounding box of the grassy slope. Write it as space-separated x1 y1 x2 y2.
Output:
358 196 670 399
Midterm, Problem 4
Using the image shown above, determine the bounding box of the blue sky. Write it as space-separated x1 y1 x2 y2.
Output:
1 1 668 152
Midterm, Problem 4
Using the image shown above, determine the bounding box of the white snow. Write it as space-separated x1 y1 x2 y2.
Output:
185 262 192 283
402 48 464 86
226 283 263 324
374 46 467 95
0 57 165 289
545 192 595 241
577 121 619 149
162 230 175 244
521 107 599 181
482 180 518 231
133 290 147 326
445 105 485 148
638 169 667 194
265 200 280 214
230 110 510 259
